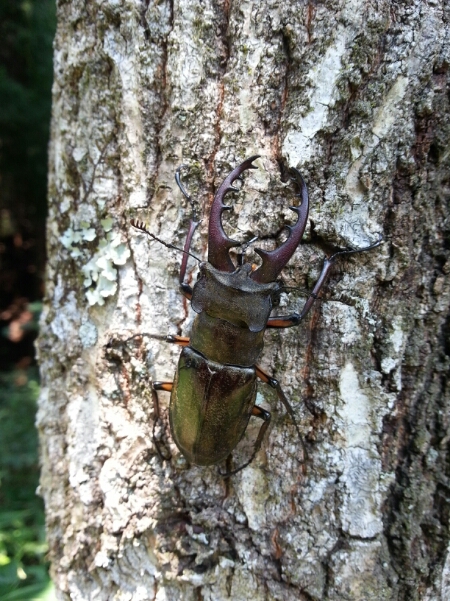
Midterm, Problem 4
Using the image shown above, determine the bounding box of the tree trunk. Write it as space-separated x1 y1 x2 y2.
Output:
37 1 450 599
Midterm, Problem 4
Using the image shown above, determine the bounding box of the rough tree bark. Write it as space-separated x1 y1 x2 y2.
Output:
37 1 450 599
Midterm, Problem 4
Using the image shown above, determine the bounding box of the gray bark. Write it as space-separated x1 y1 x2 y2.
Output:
38 1 450 599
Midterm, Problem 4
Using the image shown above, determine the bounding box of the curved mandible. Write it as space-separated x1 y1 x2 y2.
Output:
208 155 261 272
251 168 309 284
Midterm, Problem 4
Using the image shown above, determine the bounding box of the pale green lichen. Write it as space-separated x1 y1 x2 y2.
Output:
100 217 114 232
81 231 130 306
60 228 84 250
59 220 130 306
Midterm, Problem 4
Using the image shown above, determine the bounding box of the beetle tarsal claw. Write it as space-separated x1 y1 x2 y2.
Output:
328 233 385 263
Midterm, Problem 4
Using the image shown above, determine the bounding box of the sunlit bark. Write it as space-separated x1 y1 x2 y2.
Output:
38 1 450 599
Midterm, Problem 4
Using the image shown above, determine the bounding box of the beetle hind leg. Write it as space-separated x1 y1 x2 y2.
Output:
255 365 308 463
219 406 271 478
152 381 173 461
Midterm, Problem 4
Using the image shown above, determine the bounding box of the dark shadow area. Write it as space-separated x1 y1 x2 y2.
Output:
0 0 56 598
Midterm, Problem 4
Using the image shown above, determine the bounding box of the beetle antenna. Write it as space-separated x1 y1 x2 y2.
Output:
131 219 201 263
175 164 199 221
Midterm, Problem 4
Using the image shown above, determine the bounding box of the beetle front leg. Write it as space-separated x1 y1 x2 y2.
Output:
179 219 199 300
175 165 201 300
220 405 271 478
267 236 383 328
255 365 308 462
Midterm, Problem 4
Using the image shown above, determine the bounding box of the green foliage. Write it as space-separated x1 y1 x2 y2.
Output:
0 0 56 219
0 2 56 597
0 369 52 600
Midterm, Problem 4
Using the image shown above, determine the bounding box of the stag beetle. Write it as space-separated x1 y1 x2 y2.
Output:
131 156 382 476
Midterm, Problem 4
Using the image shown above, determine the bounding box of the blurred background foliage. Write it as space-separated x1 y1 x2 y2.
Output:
0 0 56 598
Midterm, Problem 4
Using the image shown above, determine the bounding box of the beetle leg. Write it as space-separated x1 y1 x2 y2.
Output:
165 335 190 347
153 381 173 392
179 219 200 300
174 164 201 298
152 382 173 461
220 406 272 478
266 313 303 328
255 365 308 462
267 235 383 328
130 219 200 289
180 283 193 300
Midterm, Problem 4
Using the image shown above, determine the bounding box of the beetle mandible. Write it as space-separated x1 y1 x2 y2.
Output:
132 155 382 476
